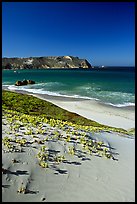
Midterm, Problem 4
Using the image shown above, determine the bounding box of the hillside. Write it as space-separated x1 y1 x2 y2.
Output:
2 56 92 69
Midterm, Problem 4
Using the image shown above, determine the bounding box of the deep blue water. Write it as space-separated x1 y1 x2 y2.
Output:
2 67 135 107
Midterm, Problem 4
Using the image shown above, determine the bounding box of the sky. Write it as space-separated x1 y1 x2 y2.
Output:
2 2 135 66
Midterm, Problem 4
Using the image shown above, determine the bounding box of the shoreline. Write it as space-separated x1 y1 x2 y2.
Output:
2 86 135 130
25 94 135 130
2 85 135 108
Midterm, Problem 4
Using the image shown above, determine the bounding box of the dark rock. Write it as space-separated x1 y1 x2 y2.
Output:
15 81 23 86
5 63 12 69
22 79 28 85
15 79 35 86
27 80 35 84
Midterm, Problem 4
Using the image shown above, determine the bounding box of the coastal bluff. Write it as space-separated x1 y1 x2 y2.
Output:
2 56 92 69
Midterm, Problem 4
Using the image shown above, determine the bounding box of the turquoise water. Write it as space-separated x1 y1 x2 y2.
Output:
2 67 135 107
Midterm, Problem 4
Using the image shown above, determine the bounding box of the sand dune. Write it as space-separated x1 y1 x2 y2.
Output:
2 89 135 202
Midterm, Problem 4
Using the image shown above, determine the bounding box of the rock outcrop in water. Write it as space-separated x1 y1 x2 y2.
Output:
2 56 92 69
15 80 35 86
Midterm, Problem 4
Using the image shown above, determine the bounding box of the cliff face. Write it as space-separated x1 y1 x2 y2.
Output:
2 56 92 69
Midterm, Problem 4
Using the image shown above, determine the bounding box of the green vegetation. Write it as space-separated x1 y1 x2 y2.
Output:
2 90 132 135
2 56 92 69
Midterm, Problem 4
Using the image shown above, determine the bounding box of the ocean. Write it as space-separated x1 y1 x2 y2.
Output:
2 67 135 107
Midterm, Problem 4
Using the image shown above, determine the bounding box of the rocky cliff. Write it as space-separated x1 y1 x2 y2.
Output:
2 56 92 69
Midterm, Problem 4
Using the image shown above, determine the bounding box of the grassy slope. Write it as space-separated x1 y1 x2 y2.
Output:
2 90 130 134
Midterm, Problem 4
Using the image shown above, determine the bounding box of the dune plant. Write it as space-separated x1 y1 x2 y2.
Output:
2 90 124 163
2 90 130 135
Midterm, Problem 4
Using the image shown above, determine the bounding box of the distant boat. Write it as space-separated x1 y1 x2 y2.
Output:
14 70 20 73
98 65 105 68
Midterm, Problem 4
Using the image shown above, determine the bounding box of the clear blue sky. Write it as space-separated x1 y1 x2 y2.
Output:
2 2 135 66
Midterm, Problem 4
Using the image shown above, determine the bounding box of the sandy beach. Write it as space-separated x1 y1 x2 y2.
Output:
2 88 135 202
32 93 135 131
3 86 135 130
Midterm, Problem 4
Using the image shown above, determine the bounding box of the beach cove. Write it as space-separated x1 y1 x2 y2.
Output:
2 1 135 201
2 88 135 202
